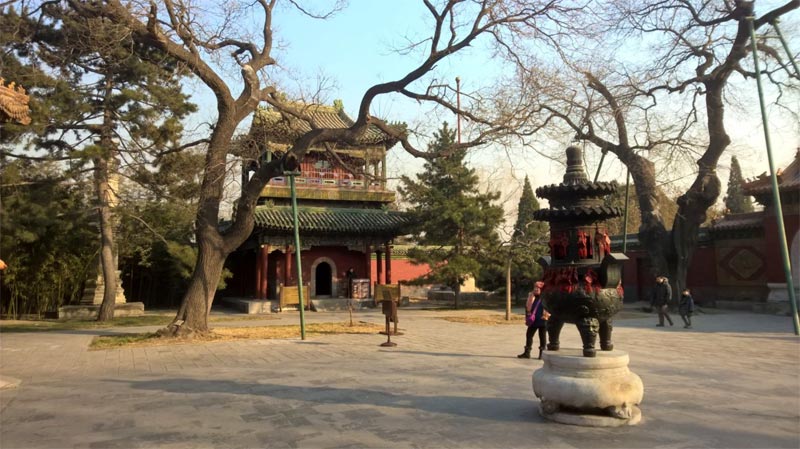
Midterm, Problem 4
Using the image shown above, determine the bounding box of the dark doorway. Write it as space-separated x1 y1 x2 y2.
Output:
315 262 332 296
267 250 283 300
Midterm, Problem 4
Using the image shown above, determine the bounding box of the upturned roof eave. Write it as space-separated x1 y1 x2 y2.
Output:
250 105 402 149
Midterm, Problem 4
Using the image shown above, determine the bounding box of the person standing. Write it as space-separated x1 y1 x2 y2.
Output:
679 288 695 329
652 275 674 327
345 267 355 298
518 281 548 359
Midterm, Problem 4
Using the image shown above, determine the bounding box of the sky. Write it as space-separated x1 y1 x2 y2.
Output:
183 1 799 230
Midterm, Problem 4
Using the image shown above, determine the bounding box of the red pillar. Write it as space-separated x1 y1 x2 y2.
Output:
385 242 392 285
255 248 263 299
260 245 269 299
284 245 291 286
365 244 372 298
376 250 383 285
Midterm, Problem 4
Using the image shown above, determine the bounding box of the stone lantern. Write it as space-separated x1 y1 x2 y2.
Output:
531 146 643 426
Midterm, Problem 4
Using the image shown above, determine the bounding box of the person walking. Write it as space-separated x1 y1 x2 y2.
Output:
679 288 695 329
652 275 674 327
518 281 548 359
345 267 355 298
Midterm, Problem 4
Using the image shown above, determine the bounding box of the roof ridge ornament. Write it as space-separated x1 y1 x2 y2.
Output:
0 78 31 125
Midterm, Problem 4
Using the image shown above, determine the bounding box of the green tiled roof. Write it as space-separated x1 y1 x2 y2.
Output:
254 206 410 235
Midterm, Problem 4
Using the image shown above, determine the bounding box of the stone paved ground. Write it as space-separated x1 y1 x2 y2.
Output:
1 307 798 449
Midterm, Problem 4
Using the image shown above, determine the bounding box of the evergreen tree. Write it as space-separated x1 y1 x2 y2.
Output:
509 176 548 299
724 156 754 214
0 160 97 317
399 122 504 308
117 150 203 308
512 176 542 239
1 5 195 320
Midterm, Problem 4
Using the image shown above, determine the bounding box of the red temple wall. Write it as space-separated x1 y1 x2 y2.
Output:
763 209 799 283
370 257 431 284
615 209 796 305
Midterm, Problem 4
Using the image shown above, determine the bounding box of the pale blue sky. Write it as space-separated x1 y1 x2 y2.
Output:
188 1 798 227
263 0 507 133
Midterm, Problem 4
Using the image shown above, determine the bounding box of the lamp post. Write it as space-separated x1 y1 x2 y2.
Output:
747 17 799 335
622 170 631 253
455 76 461 144
427 77 463 141
285 164 306 340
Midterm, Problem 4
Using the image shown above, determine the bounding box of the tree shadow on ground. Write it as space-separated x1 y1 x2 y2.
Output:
378 349 514 359
110 377 541 423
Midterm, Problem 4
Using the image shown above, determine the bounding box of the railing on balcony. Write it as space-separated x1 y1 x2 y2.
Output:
262 170 395 203
268 171 385 190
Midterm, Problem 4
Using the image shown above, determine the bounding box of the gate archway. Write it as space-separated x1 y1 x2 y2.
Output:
311 257 337 298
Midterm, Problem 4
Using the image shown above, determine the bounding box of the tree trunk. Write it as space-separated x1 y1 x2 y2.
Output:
162 240 227 336
96 75 119 322
627 155 672 281
505 257 512 320
161 117 253 336
670 81 728 292
672 171 721 293
454 283 460 310
95 161 118 321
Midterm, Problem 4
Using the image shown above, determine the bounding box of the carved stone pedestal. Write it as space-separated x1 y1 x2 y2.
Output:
532 349 643 427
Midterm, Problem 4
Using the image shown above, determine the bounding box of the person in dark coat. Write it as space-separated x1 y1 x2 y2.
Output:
652 275 674 327
679 288 695 329
518 281 548 359
345 267 355 298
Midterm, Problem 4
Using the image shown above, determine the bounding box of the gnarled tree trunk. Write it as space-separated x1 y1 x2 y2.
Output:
95 75 119 322
95 156 118 322
165 241 227 335
626 154 673 282
672 169 721 293
670 77 729 291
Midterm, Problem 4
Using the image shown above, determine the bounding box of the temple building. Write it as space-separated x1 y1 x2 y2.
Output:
614 150 799 313
223 103 414 302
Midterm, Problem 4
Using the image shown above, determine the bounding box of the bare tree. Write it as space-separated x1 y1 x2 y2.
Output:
67 0 578 336
511 0 799 292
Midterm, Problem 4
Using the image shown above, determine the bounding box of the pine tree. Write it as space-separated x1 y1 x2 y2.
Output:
724 156 754 214
399 122 504 309
1 6 196 320
0 160 97 317
509 176 548 299
118 150 205 308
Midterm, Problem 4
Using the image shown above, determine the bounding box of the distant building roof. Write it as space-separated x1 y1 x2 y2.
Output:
250 104 402 148
709 212 764 236
742 149 800 205
254 205 409 236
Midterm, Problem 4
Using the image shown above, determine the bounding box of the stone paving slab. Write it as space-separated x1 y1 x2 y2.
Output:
0 308 798 448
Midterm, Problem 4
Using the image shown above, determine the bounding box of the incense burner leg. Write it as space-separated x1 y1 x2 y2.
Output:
546 318 563 351
600 320 614 351
577 317 599 357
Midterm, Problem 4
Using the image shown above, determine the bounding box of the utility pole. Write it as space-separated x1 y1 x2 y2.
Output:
455 76 461 144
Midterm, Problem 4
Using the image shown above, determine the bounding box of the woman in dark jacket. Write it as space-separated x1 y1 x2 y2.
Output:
679 288 695 329
518 281 548 359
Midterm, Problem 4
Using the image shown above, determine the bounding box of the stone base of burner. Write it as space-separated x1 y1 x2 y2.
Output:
532 349 643 427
